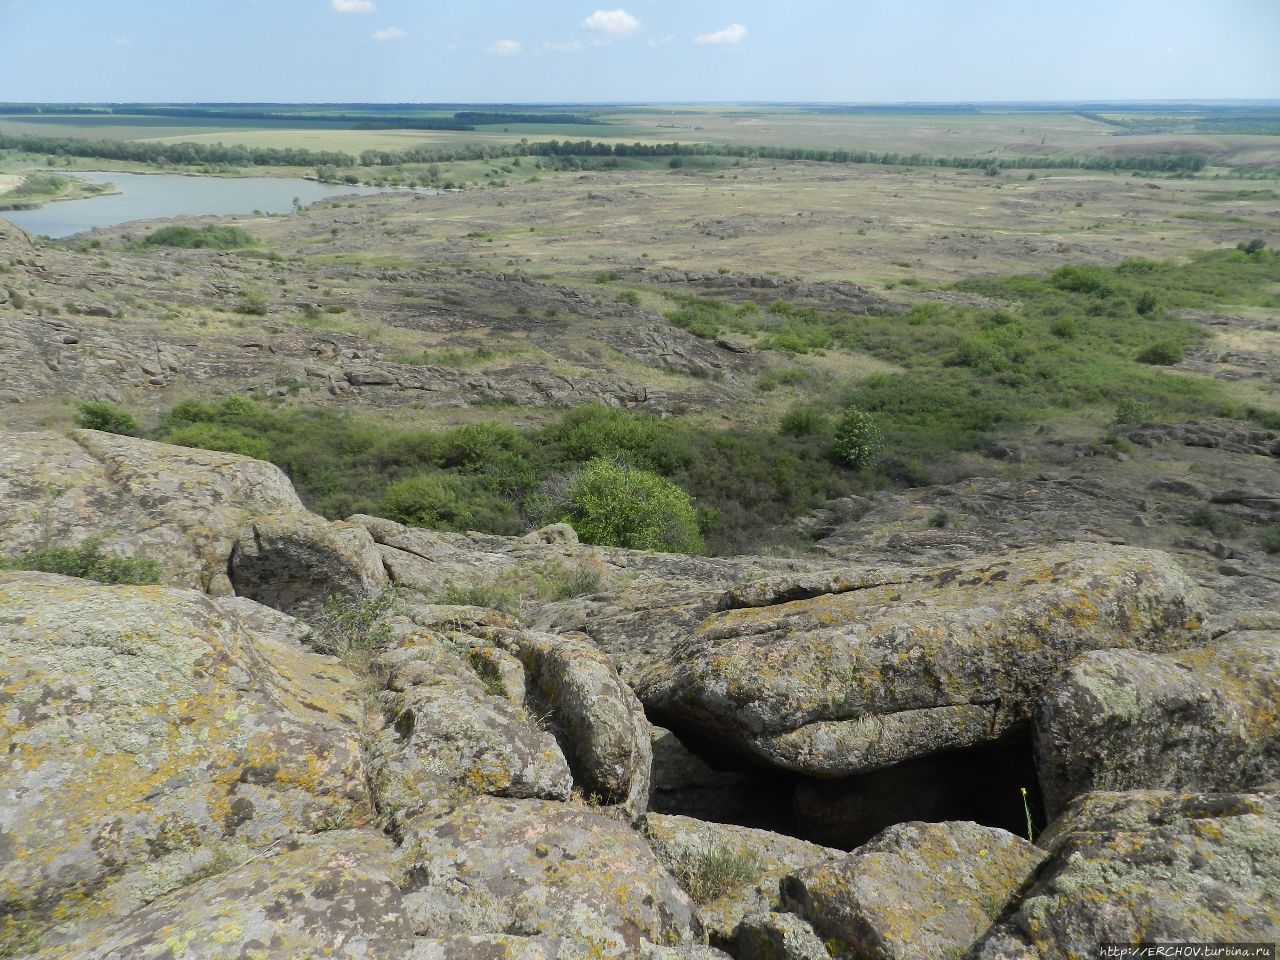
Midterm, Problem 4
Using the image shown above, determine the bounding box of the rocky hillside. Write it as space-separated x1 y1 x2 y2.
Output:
2 429 1277 959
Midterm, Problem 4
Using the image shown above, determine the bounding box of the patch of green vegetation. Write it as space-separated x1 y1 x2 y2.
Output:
676 842 763 905
1187 505 1244 537
302 587 401 669
1259 525 1280 555
143 225 256 249
436 559 602 618
73 399 138 435
552 458 705 554
832 406 885 469
1 536 163 585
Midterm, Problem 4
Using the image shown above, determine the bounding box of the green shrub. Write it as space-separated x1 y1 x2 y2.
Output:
237 283 269 316
144 225 256 250
1187 505 1244 537
555 459 704 554
2 537 162 585
381 473 475 530
73 399 138 435
779 405 827 438
1135 291 1161 315
302 588 400 669
439 579 525 616
1259 525 1280 554
1048 317 1079 339
1114 397 1154 424
928 510 951 529
1136 341 1184 365
832 407 885 469
676 843 762 905
162 423 271 460
616 290 642 307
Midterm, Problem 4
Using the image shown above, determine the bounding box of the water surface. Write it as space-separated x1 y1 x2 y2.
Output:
2 171 411 238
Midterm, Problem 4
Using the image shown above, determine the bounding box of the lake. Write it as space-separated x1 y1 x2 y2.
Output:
1 171 416 239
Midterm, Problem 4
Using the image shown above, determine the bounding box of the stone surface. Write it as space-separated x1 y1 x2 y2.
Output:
733 912 831 960
230 510 389 617
1035 631 1280 816
31 831 415 960
781 821 1046 960
394 796 703 952
639 544 1209 777
0 430 303 592
366 629 573 826
648 726 788 829
498 629 652 818
973 788 1280 958
0 572 368 939
642 814 840 945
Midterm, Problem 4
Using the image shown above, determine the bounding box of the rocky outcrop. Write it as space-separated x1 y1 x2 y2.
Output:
0 430 303 592
1035 630 1280 816
34 831 415 960
642 814 840 945
230 510 389 616
394 796 703 952
0 573 368 942
781 822 1046 960
974 788 1280 958
638 544 1209 777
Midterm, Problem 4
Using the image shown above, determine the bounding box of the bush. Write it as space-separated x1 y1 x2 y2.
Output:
144 225 256 250
237 283 269 316
676 842 762 905
1136 341 1184 365
381 473 476 530
832 407 885 469
162 423 271 460
616 290 642 307
1114 397 1153 424
555 458 704 554
2 537 162 585
302 588 400 668
1259 525 1280 554
74 399 138 435
1187 505 1244 537
779 405 827 438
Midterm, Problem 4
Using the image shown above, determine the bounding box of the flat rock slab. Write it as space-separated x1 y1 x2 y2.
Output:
394 796 702 952
639 544 1209 776
30 831 414 960
0 572 367 936
1035 630 1280 816
974 788 1280 958
0 430 303 591
781 821 1046 960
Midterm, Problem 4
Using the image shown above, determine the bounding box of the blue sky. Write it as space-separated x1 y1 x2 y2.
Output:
1 0 1277 103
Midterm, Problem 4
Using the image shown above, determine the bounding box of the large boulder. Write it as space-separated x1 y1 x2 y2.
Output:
31 831 415 960
0 573 368 942
1035 631 1280 816
230 510 388 616
0 430 303 592
497 629 652 818
974 788 1280 958
367 628 573 826
638 544 1209 777
642 814 840 945
781 821 1046 960
394 796 703 952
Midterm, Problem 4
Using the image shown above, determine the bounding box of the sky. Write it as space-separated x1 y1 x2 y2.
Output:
0 0 1277 104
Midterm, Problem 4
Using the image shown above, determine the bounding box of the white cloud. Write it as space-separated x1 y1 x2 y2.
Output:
583 9 640 35
649 33 674 48
331 0 375 13
488 39 522 56
543 40 585 53
372 26 407 41
694 23 748 46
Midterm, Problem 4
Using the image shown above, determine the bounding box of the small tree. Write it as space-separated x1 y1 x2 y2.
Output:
74 400 137 435
832 406 885 469
555 459 704 554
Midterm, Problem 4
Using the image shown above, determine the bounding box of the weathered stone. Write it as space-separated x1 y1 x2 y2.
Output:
733 912 831 960
230 510 388 617
32 831 414 959
781 821 1046 960
498 629 652 818
639 545 1209 777
973 788 1280 958
0 431 302 592
395 796 703 951
642 814 839 945
0 573 368 939
366 631 572 825
1035 631 1280 816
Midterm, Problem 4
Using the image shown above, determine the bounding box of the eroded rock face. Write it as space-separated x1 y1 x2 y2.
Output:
0 430 303 591
230 510 389 616
1035 631 1280 816
394 796 703 952
33 831 414 960
781 821 1046 960
642 814 840 945
0 573 368 939
974 788 1280 958
638 544 1209 777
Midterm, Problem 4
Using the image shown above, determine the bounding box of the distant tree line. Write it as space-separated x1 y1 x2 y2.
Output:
0 131 1208 174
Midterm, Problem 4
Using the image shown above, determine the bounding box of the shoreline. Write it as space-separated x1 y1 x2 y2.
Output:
0 173 122 211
